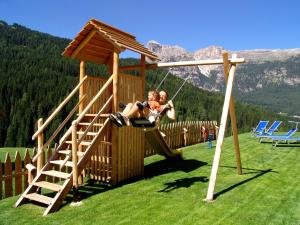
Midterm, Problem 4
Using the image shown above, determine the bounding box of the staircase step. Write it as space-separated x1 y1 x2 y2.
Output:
77 131 97 136
34 181 62 192
42 170 70 179
58 150 84 157
50 160 73 168
79 113 109 118
24 193 53 205
79 122 103 127
65 140 92 146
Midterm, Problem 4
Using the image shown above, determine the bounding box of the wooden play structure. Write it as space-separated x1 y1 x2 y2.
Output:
14 19 245 215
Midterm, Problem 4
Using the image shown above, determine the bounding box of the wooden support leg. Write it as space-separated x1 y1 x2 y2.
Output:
222 53 242 175
205 59 237 201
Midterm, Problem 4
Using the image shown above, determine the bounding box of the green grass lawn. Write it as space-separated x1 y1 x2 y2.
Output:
0 133 299 225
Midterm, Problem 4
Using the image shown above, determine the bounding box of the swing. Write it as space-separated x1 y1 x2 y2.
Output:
128 72 191 128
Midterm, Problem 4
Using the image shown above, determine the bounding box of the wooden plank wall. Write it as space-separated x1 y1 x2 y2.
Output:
116 73 144 183
145 121 218 157
82 76 113 183
81 74 144 184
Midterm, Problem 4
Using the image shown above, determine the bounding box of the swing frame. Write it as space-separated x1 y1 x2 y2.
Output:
122 51 245 201
156 52 244 201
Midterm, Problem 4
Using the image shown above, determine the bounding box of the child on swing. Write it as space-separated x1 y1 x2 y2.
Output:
109 90 162 126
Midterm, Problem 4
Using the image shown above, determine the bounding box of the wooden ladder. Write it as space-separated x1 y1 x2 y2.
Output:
14 117 110 216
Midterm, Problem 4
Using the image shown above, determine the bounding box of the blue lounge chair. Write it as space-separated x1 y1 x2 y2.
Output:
272 136 300 147
251 121 269 136
256 120 282 137
258 128 298 142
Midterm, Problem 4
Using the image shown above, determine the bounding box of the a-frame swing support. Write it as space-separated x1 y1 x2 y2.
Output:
156 52 244 201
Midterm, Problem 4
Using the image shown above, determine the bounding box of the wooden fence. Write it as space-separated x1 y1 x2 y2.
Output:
0 120 217 200
145 120 218 157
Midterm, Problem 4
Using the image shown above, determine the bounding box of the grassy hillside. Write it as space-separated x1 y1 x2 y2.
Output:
0 133 299 225
239 84 300 116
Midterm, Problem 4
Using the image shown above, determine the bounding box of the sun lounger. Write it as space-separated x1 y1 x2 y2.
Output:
251 120 269 136
258 128 298 142
271 136 300 147
256 120 282 137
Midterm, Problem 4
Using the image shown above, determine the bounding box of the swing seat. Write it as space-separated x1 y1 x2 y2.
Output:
130 117 156 128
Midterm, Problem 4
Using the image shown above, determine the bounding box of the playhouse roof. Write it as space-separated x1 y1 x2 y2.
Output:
62 19 158 64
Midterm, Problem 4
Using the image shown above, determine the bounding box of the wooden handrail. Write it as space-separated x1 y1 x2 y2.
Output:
32 75 88 140
76 75 113 124
77 95 113 145
40 95 86 151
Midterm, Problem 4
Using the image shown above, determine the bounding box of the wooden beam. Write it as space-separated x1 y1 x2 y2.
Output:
205 57 237 201
37 118 44 173
156 58 245 68
71 29 97 59
223 53 242 175
140 54 146 98
112 51 119 112
79 61 85 114
77 53 107 65
111 50 119 185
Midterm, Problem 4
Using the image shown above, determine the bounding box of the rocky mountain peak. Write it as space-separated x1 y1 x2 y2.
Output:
147 40 300 94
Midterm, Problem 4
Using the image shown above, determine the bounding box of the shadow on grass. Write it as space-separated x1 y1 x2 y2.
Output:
62 181 113 205
273 144 300 148
214 168 276 199
60 159 207 205
144 159 207 178
158 176 208 193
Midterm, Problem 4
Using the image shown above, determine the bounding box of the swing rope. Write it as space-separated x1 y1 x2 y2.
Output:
155 71 170 90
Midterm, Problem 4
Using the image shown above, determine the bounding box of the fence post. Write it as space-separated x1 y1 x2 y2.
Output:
0 160 2 199
23 149 31 189
37 118 44 172
14 152 22 195
4 153 12 198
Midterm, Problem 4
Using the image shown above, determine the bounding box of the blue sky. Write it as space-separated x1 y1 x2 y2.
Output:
1 0 300 52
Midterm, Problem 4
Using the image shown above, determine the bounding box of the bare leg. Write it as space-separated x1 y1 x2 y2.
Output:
122 103 133 115
123 101 141 118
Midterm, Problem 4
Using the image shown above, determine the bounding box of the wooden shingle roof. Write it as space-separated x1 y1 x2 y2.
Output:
62 19 158 64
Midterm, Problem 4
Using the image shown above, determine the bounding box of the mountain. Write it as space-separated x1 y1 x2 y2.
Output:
147 41 300 115
0 21 284 147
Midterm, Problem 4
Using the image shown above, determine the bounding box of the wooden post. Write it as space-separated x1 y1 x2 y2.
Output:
79 61 85 114
112 51 119 112
72 121 79 201
78 61 85 185
37 118 44 173
222 53 242 175
205 59 237 201
111 50 119 185
140 54 146 98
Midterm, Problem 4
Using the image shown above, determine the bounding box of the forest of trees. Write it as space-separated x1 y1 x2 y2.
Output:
0 21 283 147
